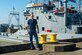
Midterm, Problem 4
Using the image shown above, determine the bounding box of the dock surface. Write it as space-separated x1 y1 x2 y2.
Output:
0 41 82 55
0 47 82 55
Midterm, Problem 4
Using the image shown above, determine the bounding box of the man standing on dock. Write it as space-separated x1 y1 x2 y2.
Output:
27 14 39 50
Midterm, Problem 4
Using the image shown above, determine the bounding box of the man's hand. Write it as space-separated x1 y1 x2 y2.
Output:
26 25 30 32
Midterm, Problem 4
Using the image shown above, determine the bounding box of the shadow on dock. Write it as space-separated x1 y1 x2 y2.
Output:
0 43 30 54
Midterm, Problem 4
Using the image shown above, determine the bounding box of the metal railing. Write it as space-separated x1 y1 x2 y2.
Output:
0 32 12 36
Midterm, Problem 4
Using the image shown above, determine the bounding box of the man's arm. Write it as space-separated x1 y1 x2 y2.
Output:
27 20 30 32
36 24 39 33
26 25 29 32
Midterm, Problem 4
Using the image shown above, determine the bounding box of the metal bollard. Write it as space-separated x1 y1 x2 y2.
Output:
39 34 47 44
50 33 57 42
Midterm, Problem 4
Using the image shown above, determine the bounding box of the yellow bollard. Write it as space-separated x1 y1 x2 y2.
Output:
50 33 57 42
39 34 47 44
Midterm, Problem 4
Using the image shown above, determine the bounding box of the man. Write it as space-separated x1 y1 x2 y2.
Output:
27 14 39 50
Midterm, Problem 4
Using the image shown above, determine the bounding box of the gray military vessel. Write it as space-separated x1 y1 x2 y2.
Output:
24 0 82 34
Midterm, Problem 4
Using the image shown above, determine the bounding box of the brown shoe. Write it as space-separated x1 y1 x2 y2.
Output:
30 48 35 50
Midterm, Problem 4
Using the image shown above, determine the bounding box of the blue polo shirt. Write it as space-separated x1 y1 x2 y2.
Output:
28 19 37 31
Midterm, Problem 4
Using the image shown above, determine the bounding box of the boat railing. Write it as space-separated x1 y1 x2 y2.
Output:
0 32 12 36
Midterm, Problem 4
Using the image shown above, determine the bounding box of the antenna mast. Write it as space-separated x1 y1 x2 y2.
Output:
64 0 67 33
78 0 81 12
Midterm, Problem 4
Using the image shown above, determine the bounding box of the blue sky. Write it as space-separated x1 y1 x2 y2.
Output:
0 0 79 25
0 0 31 24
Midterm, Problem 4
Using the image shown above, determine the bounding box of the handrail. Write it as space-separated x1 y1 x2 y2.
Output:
0 32 9 36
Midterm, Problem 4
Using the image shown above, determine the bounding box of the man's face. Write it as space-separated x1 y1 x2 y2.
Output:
30 15 34 19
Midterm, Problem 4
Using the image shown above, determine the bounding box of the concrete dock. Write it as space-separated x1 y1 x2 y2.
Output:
0 41 82 55
1 40 82 55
